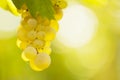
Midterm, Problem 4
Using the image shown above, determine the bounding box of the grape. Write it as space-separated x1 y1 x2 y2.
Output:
21 18 37 31
42 18 50 26
21 11 31 19
37 48 43 53
17 26 28 41
22 46 37 60
44 27 56 41
34 53 51 70
36 24 45 31
50 20 59 32
55 0 67 9
43 47 52 55
16 39 29 50
21 51 29 62
29 60 42 71
37 31 46 40
32 39 45 48
27 18 37 27
44 41 51 47
54 9 63 20
27 30 37 40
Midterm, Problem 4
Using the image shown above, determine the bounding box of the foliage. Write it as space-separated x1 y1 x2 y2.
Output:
0 0 55 19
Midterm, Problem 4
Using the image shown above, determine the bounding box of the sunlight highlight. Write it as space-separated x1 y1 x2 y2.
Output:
57 4 98 48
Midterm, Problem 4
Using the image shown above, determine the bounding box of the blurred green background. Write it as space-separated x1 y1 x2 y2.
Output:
0 0 120 80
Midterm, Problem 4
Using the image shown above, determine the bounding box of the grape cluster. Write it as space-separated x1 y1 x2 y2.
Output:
17 0 67 71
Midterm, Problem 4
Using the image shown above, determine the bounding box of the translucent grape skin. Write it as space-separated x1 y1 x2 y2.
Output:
27 30 37 40
32 39 45 48
16 39 29 50
29 53 51 71
54 9 63 20
54 0 67 9
29 59 42 71
27 18 37 27
37 31 46 40
50 20 59 32
22 46 37 61
44 27 56 41
34 53 51 70
43 47 52 55
17 26 28 41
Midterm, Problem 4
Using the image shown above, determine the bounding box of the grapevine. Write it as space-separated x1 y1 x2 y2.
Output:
16 0 67 71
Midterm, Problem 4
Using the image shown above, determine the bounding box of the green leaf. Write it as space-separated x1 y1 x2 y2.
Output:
12 0 55 19
12 0 24 9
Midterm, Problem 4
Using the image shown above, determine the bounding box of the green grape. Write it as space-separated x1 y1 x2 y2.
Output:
21 11 31 19
50 20 59 32
54 9 63 20
44 41 51 47
42 18 50 26
34 53 51 70
21 51 29 62
37 48 43 53
44 27 56 41
22 46 37 60
17 26 28 41
55 0 67 9
43 47 52 55
27 30 37 40
27 18 37 27
32 39 45 48
21 18 37 31
37 31 46 40
16 39 29 50
29 60 42 71
36 24 45 31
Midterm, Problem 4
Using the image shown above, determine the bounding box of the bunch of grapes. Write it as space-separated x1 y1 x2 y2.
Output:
16 0 67 71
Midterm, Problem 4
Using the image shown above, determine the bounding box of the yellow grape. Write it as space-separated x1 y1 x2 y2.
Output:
32 39 45 48
37 48 43 53
44 27 56 41
21 51 29 62
43 47 52 55
50 20 59 32
22 46 37 60
21 18 37 31
34 53 51 70
29 60 42 71
36 24 45 31
37 31 46 40
21 11 31 19
16 39 29 50
42 18 50 26
44 41 51 47
56 0 67 9
54 9 63 20
27 30 37 40
27 18 37 27
17 26 28 41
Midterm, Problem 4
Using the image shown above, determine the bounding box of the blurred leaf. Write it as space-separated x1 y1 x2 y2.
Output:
12 0 24 9
12 0 55 19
